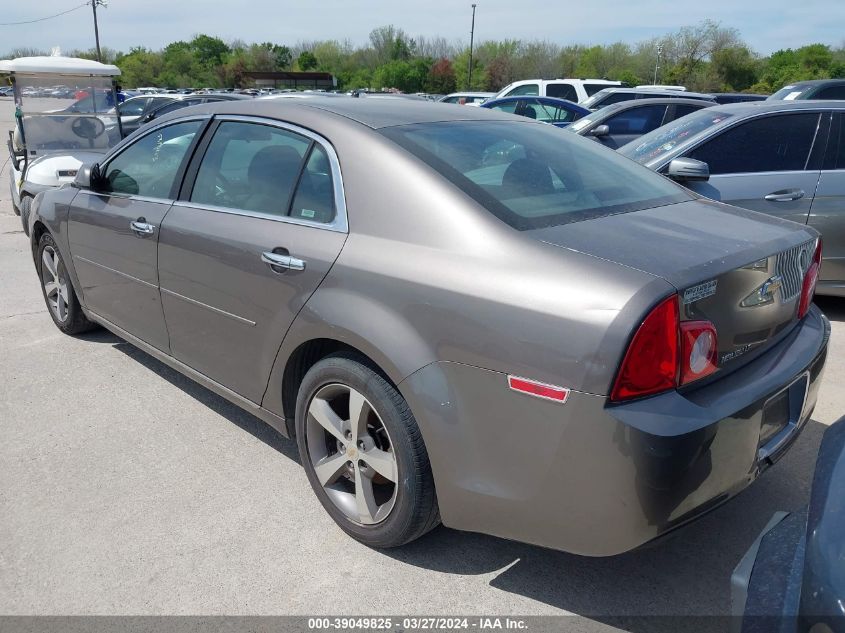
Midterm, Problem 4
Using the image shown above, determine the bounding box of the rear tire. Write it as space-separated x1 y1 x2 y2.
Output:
295 353 440 548
36 233 97 335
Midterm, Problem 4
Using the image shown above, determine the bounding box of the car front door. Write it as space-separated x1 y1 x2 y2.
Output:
680 112 824 225
67 118 207 352
156 118 348 403
809 111 845 289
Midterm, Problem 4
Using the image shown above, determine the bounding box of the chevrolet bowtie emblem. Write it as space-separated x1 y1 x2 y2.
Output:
741 275 783 308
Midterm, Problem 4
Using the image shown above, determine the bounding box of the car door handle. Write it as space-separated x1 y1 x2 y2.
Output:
764 188 804 202
130 219 156 235
261 251 306 272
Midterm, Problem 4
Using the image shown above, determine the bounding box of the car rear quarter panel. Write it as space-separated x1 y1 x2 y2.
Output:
262 119 672 417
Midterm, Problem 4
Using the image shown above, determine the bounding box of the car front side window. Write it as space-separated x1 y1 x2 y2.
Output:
687 113 821 175
190 121 311 217
101 120 203 198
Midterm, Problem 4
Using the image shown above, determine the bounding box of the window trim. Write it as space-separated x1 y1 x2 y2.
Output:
175 114 349 234
96 115 213 201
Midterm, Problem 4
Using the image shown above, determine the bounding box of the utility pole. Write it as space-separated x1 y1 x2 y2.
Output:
653 44 663 85
467 4 477 89
91 0 105 62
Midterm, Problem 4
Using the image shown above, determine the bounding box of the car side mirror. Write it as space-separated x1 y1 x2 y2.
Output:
74 163 102 190
589 124 610 137
142 112 155 123
666 157 710 182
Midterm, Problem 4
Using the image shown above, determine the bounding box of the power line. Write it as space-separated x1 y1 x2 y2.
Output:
0 2 89 27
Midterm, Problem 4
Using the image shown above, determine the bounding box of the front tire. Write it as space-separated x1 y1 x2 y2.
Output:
36 233 96 335
295 354 440 548
20 195 32 236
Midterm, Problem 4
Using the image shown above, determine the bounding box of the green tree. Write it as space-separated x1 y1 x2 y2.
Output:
190 34 230 68
297 51 318 71
710 46 758 90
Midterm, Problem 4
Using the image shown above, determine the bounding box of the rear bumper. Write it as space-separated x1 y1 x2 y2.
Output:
400 305 830 556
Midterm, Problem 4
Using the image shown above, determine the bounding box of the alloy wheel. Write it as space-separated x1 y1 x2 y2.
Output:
305 383 398 525
41 245 70 323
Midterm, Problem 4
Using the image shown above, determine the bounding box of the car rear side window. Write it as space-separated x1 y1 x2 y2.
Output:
670 104 704 120
823 113 845 170
533 102 580 124
102 120 203 198
546 84 577 102
605 105 668 135
488 101 518 114
688 113 820 174
190 121 310 217
814 85 845 99
584 83 611 97
289 145 336 223
381 121 689 230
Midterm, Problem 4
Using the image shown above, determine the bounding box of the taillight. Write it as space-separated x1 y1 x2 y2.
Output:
797 239 822 319
680 321 718 385
610 295 680 401
611 295 719 402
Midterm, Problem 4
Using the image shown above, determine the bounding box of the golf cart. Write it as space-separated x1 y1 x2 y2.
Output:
2 56 124 234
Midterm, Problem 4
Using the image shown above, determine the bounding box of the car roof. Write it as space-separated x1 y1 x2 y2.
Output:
595 87 714 99
588 97 715 116
780 79 845 87
0 56 120 77
710 92 768 98
700 99 845 114
156 96 531 129
506 78 619 85
484 95 589 109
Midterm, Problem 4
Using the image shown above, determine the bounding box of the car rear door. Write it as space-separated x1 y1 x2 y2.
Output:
681 111 825 225
808 110 845 289
156 117 347 403
67 118 208 352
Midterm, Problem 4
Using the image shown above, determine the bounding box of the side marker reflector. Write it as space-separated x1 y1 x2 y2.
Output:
507 375 570 403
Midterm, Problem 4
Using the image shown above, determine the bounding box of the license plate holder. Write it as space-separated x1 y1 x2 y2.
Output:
757 372 810 463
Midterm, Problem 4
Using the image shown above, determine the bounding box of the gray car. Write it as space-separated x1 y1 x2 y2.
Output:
619 100 845 297
27 98 829 555
566 97 713 149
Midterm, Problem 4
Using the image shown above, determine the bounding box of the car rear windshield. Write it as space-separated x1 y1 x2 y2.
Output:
381 121 689 230
618 109 735 164
768 85 809 100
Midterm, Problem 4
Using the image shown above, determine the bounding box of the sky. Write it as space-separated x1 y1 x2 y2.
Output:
2 0 844 57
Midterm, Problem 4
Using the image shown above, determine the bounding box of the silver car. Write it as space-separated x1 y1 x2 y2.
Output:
28 98 829 555
619 100 845 298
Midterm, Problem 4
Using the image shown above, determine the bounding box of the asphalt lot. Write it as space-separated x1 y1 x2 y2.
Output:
0 96 843 630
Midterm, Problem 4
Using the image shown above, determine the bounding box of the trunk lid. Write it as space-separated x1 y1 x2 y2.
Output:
528 198 819 372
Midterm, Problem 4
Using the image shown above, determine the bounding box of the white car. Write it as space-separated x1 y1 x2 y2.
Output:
494 79 624 104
